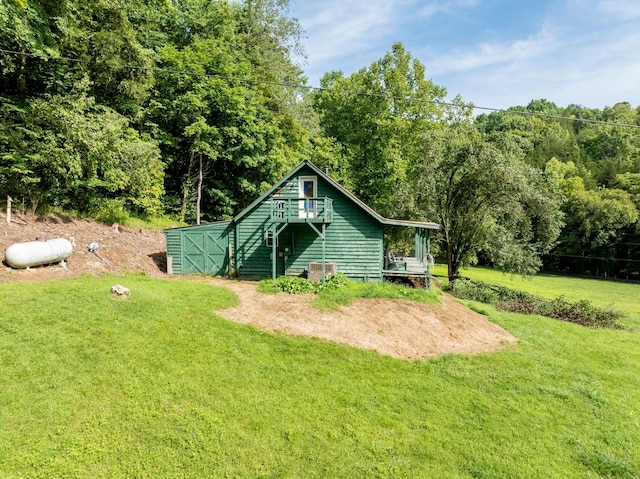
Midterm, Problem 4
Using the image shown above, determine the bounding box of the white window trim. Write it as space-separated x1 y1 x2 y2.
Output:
265 230 278 248
298 176 317 218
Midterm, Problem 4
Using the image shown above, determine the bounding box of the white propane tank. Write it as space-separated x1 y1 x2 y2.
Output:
5 238 73 269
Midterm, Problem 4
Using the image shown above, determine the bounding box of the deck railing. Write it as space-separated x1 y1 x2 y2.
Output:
270 197 333 223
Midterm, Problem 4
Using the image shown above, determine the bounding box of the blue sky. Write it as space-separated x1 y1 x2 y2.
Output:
289 0 640 110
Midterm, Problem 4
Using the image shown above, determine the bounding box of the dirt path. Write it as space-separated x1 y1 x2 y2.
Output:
211 278 516 361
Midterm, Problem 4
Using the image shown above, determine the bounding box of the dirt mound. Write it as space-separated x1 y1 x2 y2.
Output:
0 211 516 360
0 212 166 282
212 278 516 360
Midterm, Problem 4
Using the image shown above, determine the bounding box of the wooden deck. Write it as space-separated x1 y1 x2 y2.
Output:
270 197 333 224
382 256 432 289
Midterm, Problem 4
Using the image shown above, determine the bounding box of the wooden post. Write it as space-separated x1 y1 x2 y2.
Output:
271 227 277 283
426 234 431 292
321 223 326 283
6 196 11 224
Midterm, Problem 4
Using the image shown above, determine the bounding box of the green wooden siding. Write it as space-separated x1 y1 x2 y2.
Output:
234 165 383 281
163 162 434 281
165 228 183 273
235 203 276 278
164 221 232 276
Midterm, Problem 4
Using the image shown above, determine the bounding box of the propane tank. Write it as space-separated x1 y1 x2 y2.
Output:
5 238 73 269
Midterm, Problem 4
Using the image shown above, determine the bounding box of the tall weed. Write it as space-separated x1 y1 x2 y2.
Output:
453 278 624 329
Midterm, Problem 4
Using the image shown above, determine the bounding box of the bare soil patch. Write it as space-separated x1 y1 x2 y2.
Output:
1 212 516 360
211 278 516 360
0 212 166 282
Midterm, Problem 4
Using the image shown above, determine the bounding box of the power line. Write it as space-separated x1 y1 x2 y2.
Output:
2 47 640 129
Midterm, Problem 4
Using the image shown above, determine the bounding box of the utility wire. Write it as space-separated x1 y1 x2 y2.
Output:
2 47 640 129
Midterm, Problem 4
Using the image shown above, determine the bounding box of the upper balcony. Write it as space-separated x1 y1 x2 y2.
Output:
270 197 333 224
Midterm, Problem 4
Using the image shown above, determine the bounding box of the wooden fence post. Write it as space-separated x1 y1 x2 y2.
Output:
6 196 11 224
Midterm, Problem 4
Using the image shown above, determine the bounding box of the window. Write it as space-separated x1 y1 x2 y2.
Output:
298 176 317 218
265 230 278 248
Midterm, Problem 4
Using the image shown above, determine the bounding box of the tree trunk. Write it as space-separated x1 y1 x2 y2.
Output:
446 241 458 291
18 47 26 93
6 196 12 224
196 152 203 225
180 150 196 222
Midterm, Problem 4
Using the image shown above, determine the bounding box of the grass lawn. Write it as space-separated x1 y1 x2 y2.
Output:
432 264 640 327
1 273 639 478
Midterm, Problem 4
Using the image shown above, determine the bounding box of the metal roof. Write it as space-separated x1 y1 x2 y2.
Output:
163 220 232 233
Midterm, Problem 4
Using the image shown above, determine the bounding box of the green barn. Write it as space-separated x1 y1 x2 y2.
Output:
164 160 438 284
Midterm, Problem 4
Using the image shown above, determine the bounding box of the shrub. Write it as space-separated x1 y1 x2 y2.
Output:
263 273 352 295
274 276 318 294
320 272 351 291
453 278 624 329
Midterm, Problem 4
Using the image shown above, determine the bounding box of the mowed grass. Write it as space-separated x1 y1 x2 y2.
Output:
1 273 639 478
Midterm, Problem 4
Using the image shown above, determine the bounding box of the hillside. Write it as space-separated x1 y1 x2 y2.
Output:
0 211 516 360
0 212 166 282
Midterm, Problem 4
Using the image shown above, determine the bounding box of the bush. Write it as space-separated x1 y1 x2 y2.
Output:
91 198 132 225
319 273 351 292
262 273 351 295
453 278 624 329
274 276 318 294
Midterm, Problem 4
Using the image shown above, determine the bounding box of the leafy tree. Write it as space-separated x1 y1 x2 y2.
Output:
547 159 638 257
1 0 316 222
615 172 640 210
313 43 448 218
149 36 286 221
412 126 564 288
564 188 638 249
0 0 71 93
577 110 640 187
0 79 163 215
476 100 581 169
145 0 314 222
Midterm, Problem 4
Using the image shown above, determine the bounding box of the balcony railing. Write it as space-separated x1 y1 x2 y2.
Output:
270 197 333 223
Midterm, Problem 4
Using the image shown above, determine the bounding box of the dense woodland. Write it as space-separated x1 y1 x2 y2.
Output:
1 0 639 281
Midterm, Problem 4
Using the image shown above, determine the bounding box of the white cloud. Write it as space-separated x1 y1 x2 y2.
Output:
293 0 640 108
437 22 640 109
298 0 402 64
427 0 640 108
418 0 481 19
429 26 556 75
569 0 640 20
296 0 485 84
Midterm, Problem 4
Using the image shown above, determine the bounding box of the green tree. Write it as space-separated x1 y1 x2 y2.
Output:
149 36 286 221
547 159 639 257
0 0 72 93
0 79 163 215
615 172 640 210
145 0 315 222
476 99 581 169
413 126 564 288
571 103 640 186
313 43 448 218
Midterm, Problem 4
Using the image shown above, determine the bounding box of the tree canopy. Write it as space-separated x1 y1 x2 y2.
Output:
312 43 448 218
411 126 564 287
1 1 639 280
